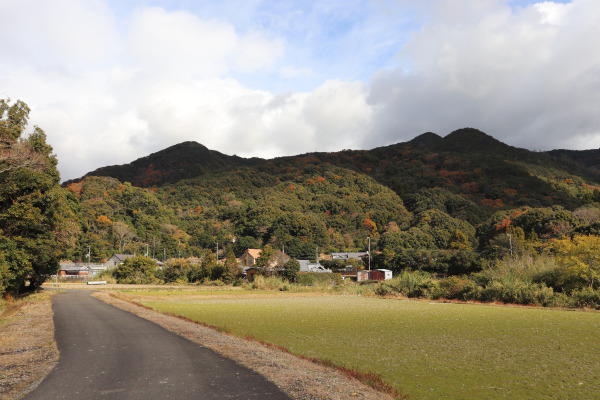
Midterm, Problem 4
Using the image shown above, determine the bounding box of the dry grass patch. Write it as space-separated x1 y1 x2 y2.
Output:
0 292 58 400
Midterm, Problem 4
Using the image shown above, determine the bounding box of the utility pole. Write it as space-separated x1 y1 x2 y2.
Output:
367 236 371 271
145 243 149 258
507 233 513 256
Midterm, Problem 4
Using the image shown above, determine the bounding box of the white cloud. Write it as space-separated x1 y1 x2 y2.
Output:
0 0 118 68
366 0 600 151
127 7 283 78
2 0 600 182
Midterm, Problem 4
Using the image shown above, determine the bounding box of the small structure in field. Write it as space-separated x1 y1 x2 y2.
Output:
356 269 393 281
356 270 370 282
244 267 259 281
370 269 393 281
58 264 89 277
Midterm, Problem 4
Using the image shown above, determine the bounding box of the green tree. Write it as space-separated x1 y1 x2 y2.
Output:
112 255 158 284
256 244 275 275
0 98 80 294
546 235 600 292
223 249 241 283
282 258 300 282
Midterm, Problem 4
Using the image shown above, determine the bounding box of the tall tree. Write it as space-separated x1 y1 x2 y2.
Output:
112 221 136 252
0 98 80 295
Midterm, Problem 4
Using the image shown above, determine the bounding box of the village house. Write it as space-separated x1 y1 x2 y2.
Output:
105 254 136 269
58 261 107 278
238 249 262 268
239 248 290 270
298 260 332 273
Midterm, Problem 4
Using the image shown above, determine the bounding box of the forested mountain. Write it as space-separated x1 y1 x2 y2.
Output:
69 141 264 187
62 127 600 278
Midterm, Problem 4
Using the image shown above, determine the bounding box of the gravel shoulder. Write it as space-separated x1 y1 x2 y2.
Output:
93 291 397 400
0 292 59 400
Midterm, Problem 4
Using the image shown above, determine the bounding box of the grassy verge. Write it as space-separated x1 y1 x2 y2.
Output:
0 291 58 399
119 289 600 400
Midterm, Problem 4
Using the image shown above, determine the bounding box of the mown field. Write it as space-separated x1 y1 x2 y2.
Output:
120 290 600 399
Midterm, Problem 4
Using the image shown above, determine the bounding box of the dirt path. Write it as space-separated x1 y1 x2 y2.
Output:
0 293 59 400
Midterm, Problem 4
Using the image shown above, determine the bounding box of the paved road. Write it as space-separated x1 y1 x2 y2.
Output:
26 290 291 400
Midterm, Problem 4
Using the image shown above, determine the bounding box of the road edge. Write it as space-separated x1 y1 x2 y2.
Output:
92 291 397 400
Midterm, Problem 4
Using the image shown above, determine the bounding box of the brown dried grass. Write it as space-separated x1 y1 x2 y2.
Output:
0 292 58 400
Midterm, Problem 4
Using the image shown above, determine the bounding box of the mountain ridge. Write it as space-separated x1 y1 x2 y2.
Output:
64 128 600 218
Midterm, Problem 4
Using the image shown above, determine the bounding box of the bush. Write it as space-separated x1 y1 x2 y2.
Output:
569 288 600 309
432 276 480 301
90 269 117 284
250 275 288 290
113 255 159 284
158 259 192 283
376 271 438 298
282 259 300 282
296 272 341 286
479 279 555 306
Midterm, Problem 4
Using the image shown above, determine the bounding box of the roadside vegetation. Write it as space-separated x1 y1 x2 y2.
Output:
0 291 58 399
96 242 600 310
116 288 600 400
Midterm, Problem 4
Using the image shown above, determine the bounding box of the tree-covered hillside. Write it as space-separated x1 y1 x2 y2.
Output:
5 94 600 299
63 128 600 280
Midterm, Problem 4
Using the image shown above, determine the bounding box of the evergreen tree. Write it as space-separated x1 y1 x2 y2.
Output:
282 258 300 282
0 98 80 295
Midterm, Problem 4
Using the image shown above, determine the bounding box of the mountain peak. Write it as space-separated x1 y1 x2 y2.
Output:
435 128 508 152
67 141 264 187
408 132 442 147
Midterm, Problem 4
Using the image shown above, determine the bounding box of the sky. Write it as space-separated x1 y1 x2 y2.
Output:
1 0 598 181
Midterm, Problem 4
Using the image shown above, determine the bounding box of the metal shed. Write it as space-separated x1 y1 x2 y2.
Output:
369 269 393 281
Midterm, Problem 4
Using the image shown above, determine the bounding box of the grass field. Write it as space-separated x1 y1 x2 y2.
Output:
122 290 600 399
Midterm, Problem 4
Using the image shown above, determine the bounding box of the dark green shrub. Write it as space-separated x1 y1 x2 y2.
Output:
381 270 437 298
282 259 300 282
433 276 480 300
570 288 600 309
113 255 159 284
479 279 555 306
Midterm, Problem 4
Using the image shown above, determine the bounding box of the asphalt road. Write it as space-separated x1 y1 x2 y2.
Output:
25 290 291 400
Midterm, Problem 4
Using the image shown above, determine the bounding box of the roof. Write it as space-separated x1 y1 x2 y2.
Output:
245 249 262 259
331 252 368 260
110 254 135 261
60 265 90 272
297 260 331 273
